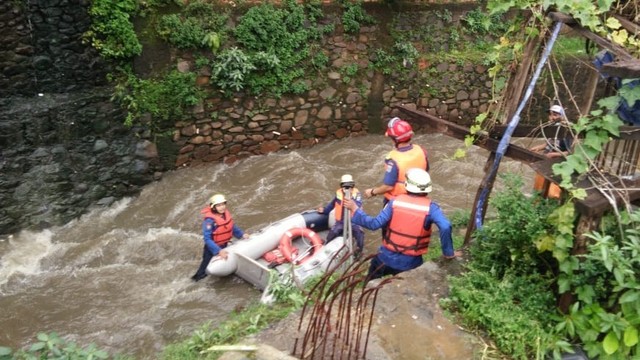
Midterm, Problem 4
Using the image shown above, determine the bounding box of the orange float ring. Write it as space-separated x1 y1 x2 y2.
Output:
278 227 324 265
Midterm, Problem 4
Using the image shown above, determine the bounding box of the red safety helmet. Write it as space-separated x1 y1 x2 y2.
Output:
385 117 414 142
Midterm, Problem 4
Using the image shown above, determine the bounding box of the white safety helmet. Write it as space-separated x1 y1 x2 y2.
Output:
404 168 432 194
209 194 227 206
549 105 565 116
340 174 355 188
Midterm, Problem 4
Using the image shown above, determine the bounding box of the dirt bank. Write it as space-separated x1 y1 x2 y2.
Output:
221 256 481 360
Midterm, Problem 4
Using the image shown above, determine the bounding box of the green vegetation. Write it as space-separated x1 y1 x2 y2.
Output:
0 332 118 360
161 301 294 359
341 0 376 34
442 175 562 358
161 272 312 360
110 67 203 130
86 0 511 131
550 36 587 59
339 63 359 84
155 1 229 50
443 173 640 359
228 0 324 96
84 0 141 59
555 210 640 359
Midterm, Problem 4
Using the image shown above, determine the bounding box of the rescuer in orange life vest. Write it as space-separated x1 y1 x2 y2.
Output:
317 174 365 258
344 168 462 281
191 194 249 282
363 117 429 205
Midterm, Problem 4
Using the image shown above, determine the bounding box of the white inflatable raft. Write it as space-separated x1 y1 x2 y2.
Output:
206 210 350 291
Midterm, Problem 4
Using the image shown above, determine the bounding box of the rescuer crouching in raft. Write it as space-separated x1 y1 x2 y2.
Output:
343 168 462 281
192 194 249 282
317 174 365 259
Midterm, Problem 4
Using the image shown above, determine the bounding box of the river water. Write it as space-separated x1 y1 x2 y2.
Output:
0 133 534 359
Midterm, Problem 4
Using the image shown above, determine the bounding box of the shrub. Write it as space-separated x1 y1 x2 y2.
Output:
155 1 228 50
211 47 256 94
85 0 141 59
111 67 202 130
443 174 564 358
230 0 321 96
341 0 376 34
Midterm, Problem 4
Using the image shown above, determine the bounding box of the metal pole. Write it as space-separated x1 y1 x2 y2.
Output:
342 188 354 258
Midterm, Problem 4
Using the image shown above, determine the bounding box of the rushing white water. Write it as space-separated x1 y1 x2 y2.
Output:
0 134 534 359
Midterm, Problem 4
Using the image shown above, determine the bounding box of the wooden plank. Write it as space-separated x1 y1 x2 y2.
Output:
612 14 640 35
502 33 541 122
547 12 634 61
565 23 635 61
395 106 547 163
601 60 640 78
490 124 572 139
547 12 577 25
530 159 640 216
491 124 640 141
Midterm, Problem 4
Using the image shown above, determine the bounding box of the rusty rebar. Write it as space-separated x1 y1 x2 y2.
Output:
293 250 398 359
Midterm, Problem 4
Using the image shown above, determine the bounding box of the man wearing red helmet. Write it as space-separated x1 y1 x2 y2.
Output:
364 117 429 206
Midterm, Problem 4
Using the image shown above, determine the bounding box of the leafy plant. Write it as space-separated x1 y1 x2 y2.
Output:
231 0 322 96
84 0 141 59
210 47 256 94
265 270 307 307
340 63 359 83
0 332 112 360
155 1 228 50
434 9 452 23
462 8 509 36
111 67 202 130
341 0 376 34
444 174 565 359
394 41 419 67
552 209 640 359
371 48 396 75
311 50 329 70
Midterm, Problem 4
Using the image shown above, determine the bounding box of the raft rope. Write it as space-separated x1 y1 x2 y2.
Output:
474 21 564 230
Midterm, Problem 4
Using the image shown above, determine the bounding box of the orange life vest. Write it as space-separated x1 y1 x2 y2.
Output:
201 207 234 246
384 144 428 200
334 187 360 222
383 194 432 256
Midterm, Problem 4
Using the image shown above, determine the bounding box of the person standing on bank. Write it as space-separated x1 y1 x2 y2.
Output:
317 174 365 258
343 168 462 281
529 104 573 198
192 194 249 282
363 117 429 206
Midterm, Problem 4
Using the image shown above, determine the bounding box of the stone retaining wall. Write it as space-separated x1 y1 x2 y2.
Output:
0 1 493 234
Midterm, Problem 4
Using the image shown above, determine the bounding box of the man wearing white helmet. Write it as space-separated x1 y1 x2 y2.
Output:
192 193 250 282
530 104 573 158
317 174 365 258
344 168 461 280
530 104 573 198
